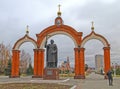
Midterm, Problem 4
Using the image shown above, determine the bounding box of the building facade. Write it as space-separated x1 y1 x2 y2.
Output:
59 57 71 74
95 55 104 73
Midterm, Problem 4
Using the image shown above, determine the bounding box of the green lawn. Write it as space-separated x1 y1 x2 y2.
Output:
0 83 72 89
113 75 120 77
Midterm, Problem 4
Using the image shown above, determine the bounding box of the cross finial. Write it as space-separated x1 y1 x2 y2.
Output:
57 4 61 17
26 25 29 34
58 4 61 12
92 21 94 27
91 21 94 31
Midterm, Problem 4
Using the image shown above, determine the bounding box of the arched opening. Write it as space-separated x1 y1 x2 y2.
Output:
84 39 104 79
39 31 78 49
19 42 34 76
11 35 37 78
44 34 75 77
80 31 111 79
36 25 82 78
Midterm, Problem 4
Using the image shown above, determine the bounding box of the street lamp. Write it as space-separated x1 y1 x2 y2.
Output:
112 63 117 77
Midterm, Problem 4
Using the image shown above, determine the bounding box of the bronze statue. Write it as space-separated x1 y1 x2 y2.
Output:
45 39 58 68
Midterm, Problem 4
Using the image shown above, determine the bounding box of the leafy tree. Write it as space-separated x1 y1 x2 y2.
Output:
116 68 120 75
4 59 11 76
0 43 11 74
20 50 31 74
65 70 69 74
26 63 33 75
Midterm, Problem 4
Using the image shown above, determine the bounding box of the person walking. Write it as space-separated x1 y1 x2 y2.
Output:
107 69 113 86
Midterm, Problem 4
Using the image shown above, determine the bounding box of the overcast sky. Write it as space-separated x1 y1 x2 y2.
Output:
0 0 120 67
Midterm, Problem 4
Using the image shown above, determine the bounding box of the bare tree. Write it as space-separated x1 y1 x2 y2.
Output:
20 50 31 74
0 43 12 74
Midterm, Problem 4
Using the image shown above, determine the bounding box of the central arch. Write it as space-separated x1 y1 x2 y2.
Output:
36 24 83 78
36 25 82 48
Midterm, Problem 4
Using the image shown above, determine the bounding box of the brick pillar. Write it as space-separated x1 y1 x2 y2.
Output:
11 50 20 78
37 49 44 77
103 47 111 79
74 48 79 78
79 48 85 79
33 49 38 77
33 49 44 78
41 49 44 77
74 47 85 79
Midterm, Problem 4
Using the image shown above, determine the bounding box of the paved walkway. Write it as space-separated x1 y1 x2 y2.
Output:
0 73 120 89
71 73 120 89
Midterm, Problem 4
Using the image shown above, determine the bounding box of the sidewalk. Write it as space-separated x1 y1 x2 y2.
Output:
74 73 120 89
0 73 120 89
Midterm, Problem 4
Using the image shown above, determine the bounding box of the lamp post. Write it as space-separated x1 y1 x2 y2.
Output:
112 63 117 77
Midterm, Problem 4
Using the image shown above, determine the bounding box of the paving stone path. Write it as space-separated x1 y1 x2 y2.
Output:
0 73 120 89
67 73 120 89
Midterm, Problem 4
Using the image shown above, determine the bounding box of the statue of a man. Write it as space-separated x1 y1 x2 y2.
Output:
45 39 58 68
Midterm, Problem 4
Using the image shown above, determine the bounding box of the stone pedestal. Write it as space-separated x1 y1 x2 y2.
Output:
32 75 42 78
43 68 59 80
74 75 85 79
10 76 20 78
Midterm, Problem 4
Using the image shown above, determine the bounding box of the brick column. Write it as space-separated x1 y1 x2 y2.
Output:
11 50 20 78
33 49 38 77
74 47 85 79
79 48 85 79
33 49 44 78
37 49 44 77
74 48 79 78
103 47 111 79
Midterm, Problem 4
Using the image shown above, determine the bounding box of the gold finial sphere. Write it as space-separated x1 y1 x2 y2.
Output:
26 25 29 34
91 21 94 31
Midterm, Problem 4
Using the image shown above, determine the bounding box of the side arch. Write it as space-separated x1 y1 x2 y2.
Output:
81 31 110 48
13 34 37 50
11 34 38 78
36 25 82 48
80 31 111 79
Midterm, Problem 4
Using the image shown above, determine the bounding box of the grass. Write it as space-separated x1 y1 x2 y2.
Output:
113 75 120 77
59 73 75 77
0 83 72 89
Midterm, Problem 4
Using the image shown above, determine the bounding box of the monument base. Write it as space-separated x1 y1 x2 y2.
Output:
32 75 42 78
74 75 85 79
43 68 59 80
10 76 20 78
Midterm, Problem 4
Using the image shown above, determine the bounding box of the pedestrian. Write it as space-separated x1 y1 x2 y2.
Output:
107 69 113 86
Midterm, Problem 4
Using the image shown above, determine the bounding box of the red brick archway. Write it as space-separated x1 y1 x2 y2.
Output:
11 17 111 79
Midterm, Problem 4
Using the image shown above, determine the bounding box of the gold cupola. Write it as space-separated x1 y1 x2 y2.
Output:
91 21 94 31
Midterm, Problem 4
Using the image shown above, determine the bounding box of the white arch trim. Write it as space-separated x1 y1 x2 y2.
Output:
40 31 78 49
14 36 37 50
81 32 109 48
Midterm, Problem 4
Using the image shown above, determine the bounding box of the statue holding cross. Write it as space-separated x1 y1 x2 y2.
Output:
45 37 58 68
